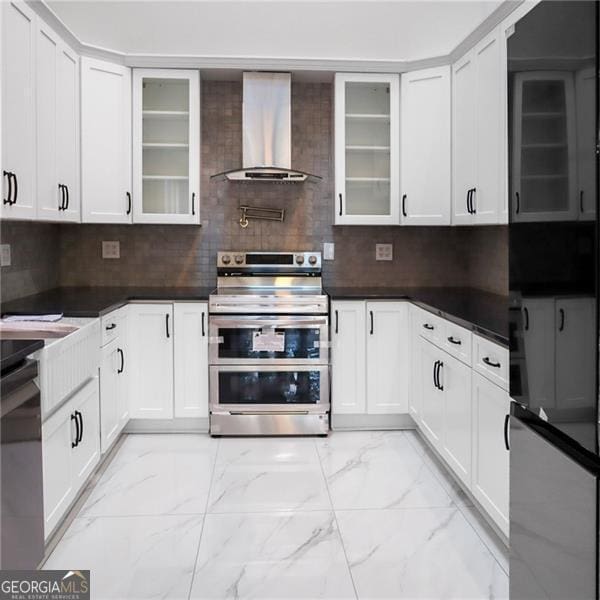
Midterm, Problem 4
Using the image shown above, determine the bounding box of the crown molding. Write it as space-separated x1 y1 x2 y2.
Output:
30 0 522 74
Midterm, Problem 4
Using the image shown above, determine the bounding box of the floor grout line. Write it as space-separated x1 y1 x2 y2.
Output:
187 436 221 600
314 437 360 600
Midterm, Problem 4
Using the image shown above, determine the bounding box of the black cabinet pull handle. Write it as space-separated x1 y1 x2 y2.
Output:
3 171 12 205
11 173 18 205
166 313 170 338
438 361 444 391
335 310 339 334
76 410 83 444
470 188 476 214
504 414 510 451
65 185 69 211
433 360 439 389
338 193 343 216
558 308 565 332
192 192 196 216
447 336 461 345
71 413 79 448
580 190 584 213
117 348 124 374
402 194 407 217
483 356 501 368
467 189 472 214
515 191 520 214
523 307 529 331
369 310 374 335
201 312 206 337
423 323 434 331
126 192 132 215
58 184 64 210
105 323 116 331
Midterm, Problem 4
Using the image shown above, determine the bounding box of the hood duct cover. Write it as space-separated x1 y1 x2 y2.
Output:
211 72 321 183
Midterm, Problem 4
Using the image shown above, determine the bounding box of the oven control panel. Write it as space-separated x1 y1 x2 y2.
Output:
217 252 321 269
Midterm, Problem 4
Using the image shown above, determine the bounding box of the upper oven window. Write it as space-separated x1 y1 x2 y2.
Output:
218 327 321 360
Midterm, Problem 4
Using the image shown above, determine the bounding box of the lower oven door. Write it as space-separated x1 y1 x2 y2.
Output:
208 315 329 365
210 365 330 415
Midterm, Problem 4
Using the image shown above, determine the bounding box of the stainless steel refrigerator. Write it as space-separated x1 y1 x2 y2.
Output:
508 2 599 598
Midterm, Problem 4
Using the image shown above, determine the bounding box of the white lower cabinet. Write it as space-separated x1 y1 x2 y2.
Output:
419 338 444 446
174 303 209 418
331 300 408 416
42 377 100 539
471 372 510 537
129 304 174 419
366 302 409 414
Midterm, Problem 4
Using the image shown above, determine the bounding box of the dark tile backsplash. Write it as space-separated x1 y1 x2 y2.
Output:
1 80 508 303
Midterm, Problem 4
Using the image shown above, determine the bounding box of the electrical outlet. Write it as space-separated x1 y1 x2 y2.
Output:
102 241 120 259
375 243 393 261
0 244 11 267
323 242 335 261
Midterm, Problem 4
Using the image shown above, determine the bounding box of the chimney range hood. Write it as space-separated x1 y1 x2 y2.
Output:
211 72 321 183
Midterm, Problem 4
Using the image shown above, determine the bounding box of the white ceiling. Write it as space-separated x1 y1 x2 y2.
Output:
46 1 505 62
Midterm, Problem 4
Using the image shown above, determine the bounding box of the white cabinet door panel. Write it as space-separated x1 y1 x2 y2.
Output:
419 338 444 449
174 303 208 418
331 301 366 415
575 67 596 221
366 302 409 414
442 354 472 487
472 372 510 537
129 304 174 419
100 338 120 452
1 1 37 220
400 66 451 225
81 58 132 223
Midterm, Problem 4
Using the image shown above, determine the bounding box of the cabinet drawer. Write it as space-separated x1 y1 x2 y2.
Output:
473 334 509 390
101 306 126 346
414 306 444 345
442 321 472 366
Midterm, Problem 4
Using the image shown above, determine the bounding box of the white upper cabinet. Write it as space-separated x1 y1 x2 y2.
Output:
81 58 132 223
511 71 577 222
335 73 400 225
400 66 451 225
36 21 79 222
1 1 37 220
453 27 505 225
575 67 596 221
132 69 200 224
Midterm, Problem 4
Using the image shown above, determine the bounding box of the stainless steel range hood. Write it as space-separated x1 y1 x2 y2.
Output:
211 72 321 183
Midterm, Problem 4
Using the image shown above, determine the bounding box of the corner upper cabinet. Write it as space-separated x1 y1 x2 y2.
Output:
81 58 132 223
400 66 451 225
334 73 399 225
452 27 505 225
132 69 200 224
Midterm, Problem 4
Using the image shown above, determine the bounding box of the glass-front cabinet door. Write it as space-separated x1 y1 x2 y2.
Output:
132 69 200 224
334 73 399 225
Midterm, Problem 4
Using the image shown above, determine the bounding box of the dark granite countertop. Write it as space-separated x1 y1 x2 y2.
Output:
1 339 45 373
1 286 216 318
325 286 508 346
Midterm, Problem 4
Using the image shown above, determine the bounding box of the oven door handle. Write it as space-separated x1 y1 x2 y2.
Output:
210 317 328 328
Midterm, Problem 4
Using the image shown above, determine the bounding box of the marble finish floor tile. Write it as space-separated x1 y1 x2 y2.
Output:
189 511 356 599
44 514 204 600
208 439 331 513
81 434 217 517
336 507 508 599
317 431 453 510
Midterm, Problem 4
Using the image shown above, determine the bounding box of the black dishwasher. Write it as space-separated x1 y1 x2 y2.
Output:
1 340 44 569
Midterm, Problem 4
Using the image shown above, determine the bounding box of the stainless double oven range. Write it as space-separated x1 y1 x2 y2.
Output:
208 251 330 436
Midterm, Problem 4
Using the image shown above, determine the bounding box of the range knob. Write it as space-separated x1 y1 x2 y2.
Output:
234 254 244 265
295 255 305 265
308 255 318 265
221 254 231 265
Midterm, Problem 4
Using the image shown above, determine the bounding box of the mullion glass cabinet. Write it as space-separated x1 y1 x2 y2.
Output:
334 73 400 225
132 69 200 224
